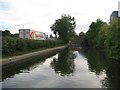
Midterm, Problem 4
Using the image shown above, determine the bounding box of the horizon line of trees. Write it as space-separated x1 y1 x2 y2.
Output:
1 30 19 38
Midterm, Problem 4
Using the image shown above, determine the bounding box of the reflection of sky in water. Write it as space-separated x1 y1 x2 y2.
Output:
44 54 58 66
2 51 107 88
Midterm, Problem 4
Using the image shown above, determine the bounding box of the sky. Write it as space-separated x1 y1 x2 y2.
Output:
0 0 119 35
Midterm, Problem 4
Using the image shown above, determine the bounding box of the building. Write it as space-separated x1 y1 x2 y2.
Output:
110 11 118 21
19 29 46 40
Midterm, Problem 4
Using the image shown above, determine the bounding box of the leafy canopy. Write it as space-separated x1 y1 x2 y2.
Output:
50 14 76 43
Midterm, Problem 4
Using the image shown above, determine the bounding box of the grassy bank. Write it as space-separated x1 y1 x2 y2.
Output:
2 37 64 58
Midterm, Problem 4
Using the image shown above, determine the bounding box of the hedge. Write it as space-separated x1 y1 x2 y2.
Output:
2 37 63 55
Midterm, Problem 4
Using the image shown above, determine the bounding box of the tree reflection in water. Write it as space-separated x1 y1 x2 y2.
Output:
79 48 120 89
51 48 76 77
101 61 120 89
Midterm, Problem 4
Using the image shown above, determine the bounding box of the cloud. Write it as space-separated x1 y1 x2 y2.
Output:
0 0 119 34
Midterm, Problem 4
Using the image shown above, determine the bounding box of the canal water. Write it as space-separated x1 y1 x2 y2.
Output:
2 48 120 88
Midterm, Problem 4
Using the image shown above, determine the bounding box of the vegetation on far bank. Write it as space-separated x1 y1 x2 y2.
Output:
80 17 120 60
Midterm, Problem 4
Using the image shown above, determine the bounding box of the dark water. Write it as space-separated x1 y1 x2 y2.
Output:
2 48 120 88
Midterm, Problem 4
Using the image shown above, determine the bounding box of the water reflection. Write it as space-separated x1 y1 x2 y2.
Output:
79 49 107 75
80 48 120 88
2 47 120 88
2 50 59 81
51 48 76 76
101 60 120 88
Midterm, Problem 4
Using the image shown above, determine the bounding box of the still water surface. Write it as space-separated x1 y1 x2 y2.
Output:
2 48 120 88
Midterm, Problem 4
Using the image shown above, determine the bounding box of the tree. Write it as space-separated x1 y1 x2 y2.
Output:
11 33 19 38
50 14 76 43
105 18 120 60
84 18 120 60
78 32 85 46
86 19 105 47
96 23 108 48
2 30 11 37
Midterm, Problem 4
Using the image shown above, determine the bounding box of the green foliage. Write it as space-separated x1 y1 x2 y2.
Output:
105 18 120 60
78 32 89 46
50 14 76 43
2 37 17 54
2 30 19 38
85 18 120 60
96 23 108 48
11 33 19 38
2 37 63 55
86 19 105 47
16 39 27 51
2 30 11 37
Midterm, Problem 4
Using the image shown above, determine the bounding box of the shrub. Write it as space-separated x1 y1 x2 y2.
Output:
2 37 64 55
2 37 16 54
16 39 27 51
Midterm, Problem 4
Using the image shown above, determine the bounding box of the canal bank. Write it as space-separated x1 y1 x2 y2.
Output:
2 45 67 68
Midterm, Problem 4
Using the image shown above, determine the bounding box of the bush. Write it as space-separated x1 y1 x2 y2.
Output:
2 37 17 54
2 37 64 55
16 39 27 51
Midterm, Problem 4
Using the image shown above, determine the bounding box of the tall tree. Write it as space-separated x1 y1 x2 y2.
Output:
50 14 76 43
105 18 120 60
86 19 105 47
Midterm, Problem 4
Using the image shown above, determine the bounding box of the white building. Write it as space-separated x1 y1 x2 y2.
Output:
19 29 46 40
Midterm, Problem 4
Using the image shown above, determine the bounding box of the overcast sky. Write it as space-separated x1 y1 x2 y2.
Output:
0 0 119 34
